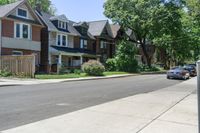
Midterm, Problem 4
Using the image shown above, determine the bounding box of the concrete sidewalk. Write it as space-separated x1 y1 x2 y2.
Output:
0 74 136 86
1 78 197 133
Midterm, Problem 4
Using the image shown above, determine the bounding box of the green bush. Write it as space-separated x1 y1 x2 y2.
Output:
105 58 117 71
74 69 81 75
82 60 105 76
139 65 160 72
0 69 12 77
114 40 139 72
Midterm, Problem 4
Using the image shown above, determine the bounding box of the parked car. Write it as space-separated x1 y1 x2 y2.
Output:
167 67 190 80
183 65 197 77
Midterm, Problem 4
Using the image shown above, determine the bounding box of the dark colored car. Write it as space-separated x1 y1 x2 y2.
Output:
167 67 190 80
184 65 197 77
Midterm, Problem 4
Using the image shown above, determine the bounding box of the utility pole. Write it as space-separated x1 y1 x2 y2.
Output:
197 61 200 133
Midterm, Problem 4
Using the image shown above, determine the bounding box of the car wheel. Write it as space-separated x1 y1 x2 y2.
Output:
167 76 170 79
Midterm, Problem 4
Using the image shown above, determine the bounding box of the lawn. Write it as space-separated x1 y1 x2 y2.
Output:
35 71 129 79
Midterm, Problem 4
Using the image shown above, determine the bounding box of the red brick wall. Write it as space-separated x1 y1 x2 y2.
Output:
2 19 14 38
32 25 41 42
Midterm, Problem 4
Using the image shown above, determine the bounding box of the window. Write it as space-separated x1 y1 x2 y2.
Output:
58 21 66 29
22 24 29 39
16 24 20 38
62 36 66 46
80 39 87 49
57 35 61 46
15 23 30 39
57 34 68 46
100 41 107 49
17 8 28 18
12 50 23 56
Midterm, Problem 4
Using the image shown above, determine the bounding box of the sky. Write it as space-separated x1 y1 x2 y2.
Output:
51 0 108 22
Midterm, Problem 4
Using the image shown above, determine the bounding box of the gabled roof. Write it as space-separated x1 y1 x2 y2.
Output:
88 20 108 36
36 11 80 36
73 22 89 29
88 20 113 38
0 0 43 26
0 0 24 18
110 24 121 38
50 14 68 22
73 21 95 40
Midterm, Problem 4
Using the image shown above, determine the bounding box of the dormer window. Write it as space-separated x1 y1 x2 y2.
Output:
17 8 28 18
58 21 66 29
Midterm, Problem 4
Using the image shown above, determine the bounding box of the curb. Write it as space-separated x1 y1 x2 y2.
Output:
60 74 139 83
0 73 166 87
140 72 166 75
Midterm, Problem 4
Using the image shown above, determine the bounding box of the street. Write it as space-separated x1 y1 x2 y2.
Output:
0 74 182 131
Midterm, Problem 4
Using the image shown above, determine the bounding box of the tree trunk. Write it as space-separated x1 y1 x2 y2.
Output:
141 43 152 68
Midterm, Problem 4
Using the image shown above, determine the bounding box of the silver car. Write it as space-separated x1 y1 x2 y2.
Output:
167 67 190 80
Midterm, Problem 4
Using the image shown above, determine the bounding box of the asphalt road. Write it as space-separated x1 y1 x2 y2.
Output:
0 74 183 131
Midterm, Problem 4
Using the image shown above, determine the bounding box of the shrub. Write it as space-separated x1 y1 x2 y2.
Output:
139 65 160 72
82 60 105 76
74 69 81 75
105 58 117 71
0 69 12 77
114 40 139 72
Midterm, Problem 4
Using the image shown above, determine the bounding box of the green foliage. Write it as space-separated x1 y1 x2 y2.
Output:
139 65 160 72
113 40 139 73
0 69 12 77
74 69 81 75
104 0 161 67
82 60 105 76
0 0 15 5
105 58 117 71
104 0 200 67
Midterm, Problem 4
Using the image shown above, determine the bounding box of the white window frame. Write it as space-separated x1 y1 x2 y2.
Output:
84 40 87 49
80 39 88 49
14 22 31 40
16 8 28 19
100 41 107 49
12 50 23 56
58 21 66 29
56 34 68 47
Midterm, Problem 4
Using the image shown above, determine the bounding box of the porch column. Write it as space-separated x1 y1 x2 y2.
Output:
57 54 62 74
58 54 62 65
80 56 83 65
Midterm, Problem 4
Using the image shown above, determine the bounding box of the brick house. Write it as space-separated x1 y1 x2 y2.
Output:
36 10 99 73
0 0 43 65
88 20 115 63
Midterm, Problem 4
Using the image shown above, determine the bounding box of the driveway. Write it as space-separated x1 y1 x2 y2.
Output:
0 74 183 131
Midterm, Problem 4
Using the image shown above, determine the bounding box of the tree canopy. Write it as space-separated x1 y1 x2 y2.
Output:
104 0 200 67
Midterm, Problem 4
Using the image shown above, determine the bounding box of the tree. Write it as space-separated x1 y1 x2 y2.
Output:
104 0 161 67
184 0 200 61
104 0 194 68
152 0 192 67
0 0 56 15
114 40 138 72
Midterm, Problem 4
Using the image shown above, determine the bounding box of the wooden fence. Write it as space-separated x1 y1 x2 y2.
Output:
0 55 35 78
